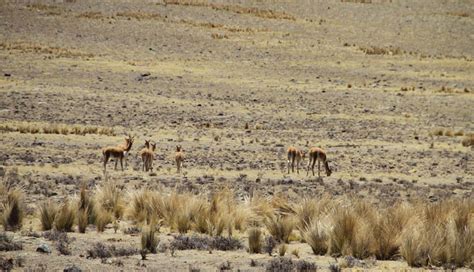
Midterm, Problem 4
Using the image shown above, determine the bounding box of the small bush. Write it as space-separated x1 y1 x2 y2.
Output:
266 257 294 272
170 234 242 251
94 209 112 232
248 228 262 253
210 236 243 251
87 242 113 259
263 235 276 255
218 261 232 271
38 200 58 231
461 134 474 147
141 226 158 253
0 232 23 251
55 201 75 232
295 260 317 272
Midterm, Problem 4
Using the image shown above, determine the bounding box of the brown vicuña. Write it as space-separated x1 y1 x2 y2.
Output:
142 142 156 172
306 147 332 177
175 145 184 173
287 146 305 174
140 139 151 171
102 135 134 172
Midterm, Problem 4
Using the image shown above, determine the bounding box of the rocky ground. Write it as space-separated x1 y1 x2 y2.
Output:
0 0 473 270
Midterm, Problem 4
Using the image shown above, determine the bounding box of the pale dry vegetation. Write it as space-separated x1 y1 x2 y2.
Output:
0 121 114 136
0 41 94 58
25 186 474 268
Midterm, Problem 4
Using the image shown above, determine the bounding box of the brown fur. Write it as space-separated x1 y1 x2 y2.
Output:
306 147 332 177
142 142 156 172
287 146 305 174
102 135 134 172
175 145 184 173
140 140 151 171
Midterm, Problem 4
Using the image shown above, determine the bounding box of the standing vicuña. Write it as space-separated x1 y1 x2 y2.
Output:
102 135 134 172
142 142 156 172
140 140 151 171
306 147 332 177
287 146 305 174
175 145 184 173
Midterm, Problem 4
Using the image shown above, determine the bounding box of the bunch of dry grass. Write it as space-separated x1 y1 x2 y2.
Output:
0 187 25 231
38 200 58 231
55 200 75 232
127 188 154 224
95 181 125 219
264 214 295 243
303 220 329 255
0 121 114 136
461 134 474 147
141 226 158 253
248 227 262 253
77 184 94 233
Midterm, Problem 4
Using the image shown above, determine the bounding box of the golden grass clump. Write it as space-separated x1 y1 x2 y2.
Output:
461 134 474 147
0 188 25 231
359 45 402 55
38 200 58 231
264 214 295 243
248 227 262 253
0 121 115 136
303 220 329 255
77 184 94 233
95 181 125 219
127 189 154 224
141 226 158 253
55 200 76 232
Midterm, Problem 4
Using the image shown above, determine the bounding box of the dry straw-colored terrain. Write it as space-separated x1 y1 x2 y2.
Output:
0 0 473 271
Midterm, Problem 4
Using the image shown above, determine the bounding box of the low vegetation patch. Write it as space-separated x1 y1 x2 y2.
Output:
87 242 139 259
0 232 23 251
0 121 114 136
170 234 242 251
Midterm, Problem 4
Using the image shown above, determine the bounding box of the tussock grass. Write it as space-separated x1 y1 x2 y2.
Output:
0 187 25 231
55 200 75 232
359 45 402 55
38 200 58 231
32 186 472 268
461 134 474 147
248 227 262 253
141 226 158 253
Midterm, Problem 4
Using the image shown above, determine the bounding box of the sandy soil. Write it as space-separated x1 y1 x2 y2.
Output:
0 0 473 271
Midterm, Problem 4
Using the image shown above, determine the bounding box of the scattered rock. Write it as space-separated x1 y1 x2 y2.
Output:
36 244 51 254
64 264 82 272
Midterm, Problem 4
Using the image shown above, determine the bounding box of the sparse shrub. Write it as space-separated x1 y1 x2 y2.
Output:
0 188 25 231
141 226 158 254
0 232 23 251
266 257 294 272
87 242 113 259
38 200 58 231
295 260 317 272
210 236 243 251
248 228 262 253
124 226 141 235
278 243 287 256
218 261 231 271
0 256 14 272
55 200 75 232
263 235 276 255
57 236 71 255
